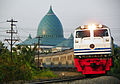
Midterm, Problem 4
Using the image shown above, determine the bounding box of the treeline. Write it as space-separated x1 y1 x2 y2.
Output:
0 41 56 82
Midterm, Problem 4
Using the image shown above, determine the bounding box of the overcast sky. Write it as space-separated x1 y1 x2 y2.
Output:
0 0 120 46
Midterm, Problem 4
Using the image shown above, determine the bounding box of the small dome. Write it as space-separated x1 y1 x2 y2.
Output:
69 33 74 39
37 6 64 38
27 34 32 40
56 34 74 48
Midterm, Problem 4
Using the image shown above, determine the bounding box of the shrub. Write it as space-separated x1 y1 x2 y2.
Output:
109 47 120 79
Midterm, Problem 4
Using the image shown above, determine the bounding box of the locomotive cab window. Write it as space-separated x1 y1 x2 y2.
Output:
94 29 109 37
76 30 90 38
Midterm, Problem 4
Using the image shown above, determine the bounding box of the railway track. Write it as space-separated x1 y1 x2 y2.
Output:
23 66 106 84
26 75 105 84
27 75 85 84
26 71 104 84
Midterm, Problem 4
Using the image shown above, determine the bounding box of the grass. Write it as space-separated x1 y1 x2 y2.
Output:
32 69 58 79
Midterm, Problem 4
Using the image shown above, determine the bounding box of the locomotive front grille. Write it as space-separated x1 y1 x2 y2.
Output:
74 54 112 59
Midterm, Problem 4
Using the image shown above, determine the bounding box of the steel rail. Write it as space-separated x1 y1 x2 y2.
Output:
27 76 85 84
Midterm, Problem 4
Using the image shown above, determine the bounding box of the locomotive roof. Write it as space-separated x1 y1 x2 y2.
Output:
75 24 109 30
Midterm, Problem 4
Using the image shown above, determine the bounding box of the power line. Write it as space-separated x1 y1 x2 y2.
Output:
0 27 9 29
0 35 10 37
0 21 7 23
14 26 24 42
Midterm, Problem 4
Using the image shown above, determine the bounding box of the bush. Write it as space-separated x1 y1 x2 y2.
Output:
109 47 120 79
0 44 57 82
32 69 57 79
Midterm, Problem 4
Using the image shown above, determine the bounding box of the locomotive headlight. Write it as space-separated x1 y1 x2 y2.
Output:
81 25 84 28
75 40 79 43
106 39 109 42
88 24 96 30
99 24 102 28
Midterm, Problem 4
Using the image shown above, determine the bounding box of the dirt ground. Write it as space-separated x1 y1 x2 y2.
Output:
53 71 84 77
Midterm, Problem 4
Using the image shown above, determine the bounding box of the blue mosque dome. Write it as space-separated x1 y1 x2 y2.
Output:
17 6 73 49
37 6 64 38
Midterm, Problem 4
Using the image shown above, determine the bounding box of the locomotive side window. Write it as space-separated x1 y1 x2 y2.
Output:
76 30 90 38
94 29 109 37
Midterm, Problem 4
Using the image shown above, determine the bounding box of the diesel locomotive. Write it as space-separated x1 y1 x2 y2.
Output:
74 24 114 74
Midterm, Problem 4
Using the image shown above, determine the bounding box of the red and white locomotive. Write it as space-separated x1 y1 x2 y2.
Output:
74 24 114 74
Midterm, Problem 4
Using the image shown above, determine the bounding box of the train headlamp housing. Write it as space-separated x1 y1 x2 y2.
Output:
75 40 79 43
106 39 109 42
90 44 95 49
80 24 103 30
98 24 102 28
88 24 96 30
81 25 84 28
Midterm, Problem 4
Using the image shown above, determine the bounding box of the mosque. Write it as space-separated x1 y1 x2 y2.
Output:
17 6 73 53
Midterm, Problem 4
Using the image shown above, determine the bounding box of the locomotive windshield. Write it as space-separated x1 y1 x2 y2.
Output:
94 29 109 37
76 30 90 38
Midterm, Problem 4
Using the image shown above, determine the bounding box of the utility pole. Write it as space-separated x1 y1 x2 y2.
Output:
36 36 42 68
5 19 19 61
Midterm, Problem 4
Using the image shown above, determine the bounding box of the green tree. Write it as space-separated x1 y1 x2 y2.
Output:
0 43 37 82
110 47 120 79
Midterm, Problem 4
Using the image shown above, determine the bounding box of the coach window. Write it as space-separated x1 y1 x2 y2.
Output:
94 29 109 37
76 30 90 38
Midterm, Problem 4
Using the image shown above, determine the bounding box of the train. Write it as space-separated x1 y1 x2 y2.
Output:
74 24 114 74
35 49 75 69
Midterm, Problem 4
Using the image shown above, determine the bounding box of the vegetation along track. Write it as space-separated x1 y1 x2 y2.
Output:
26 71 104 84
